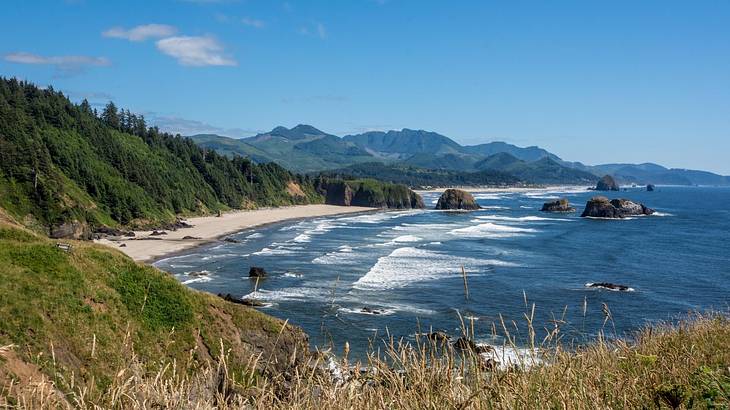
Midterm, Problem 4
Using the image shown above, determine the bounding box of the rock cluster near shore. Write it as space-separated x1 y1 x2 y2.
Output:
540 198 575 213
435 189 480 210
581 196 655 218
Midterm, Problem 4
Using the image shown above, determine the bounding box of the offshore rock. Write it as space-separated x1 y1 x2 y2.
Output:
581 197 655 218
540 198 576 213
435 189 480 210
595 175 620 191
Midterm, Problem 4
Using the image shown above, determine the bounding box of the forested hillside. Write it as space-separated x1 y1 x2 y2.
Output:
0 77 321 235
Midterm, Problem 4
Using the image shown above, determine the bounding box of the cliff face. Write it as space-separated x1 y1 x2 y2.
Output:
317 179 425 209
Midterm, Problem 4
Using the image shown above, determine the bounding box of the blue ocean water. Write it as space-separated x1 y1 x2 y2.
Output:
155 186 730 355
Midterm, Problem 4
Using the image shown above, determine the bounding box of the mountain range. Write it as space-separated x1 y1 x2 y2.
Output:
191 125 730 186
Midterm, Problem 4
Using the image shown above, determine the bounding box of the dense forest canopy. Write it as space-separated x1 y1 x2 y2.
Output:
0 77 322 232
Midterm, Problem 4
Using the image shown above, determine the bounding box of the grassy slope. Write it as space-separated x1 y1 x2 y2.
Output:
0 216 308 403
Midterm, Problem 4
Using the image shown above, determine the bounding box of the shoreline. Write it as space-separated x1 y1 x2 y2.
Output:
95 204 378 263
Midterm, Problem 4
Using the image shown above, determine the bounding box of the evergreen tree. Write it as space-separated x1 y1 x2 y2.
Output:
101 101 120 129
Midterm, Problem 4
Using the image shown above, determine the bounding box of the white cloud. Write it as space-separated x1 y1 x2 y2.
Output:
299 22 327 39
241 17 265 28
155 36 236 66
146 113 258 137
4 52 110 76
103 24 178 42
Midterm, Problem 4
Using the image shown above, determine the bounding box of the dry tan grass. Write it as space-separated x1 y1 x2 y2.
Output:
2 312 729 409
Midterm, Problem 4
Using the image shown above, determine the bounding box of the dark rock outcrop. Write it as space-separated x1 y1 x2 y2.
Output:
453 337 493 354
580 196 655 218
425 331 450 343
49 220 92 240
93 226 135 239
435 189 480 210
249 266 267 278
218 293 266 307
161 218 193 231
594 175 620 191
540 198 576 213
150 230 167 236
647 184 655 192
586 282 633 292
182 235 201 240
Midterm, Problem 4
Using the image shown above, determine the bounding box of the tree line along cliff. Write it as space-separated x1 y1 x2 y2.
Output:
0 78 422 238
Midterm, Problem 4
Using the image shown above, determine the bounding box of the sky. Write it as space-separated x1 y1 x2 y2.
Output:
2 0 730 174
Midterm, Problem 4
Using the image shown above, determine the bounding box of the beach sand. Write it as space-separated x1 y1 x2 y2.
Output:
95 204 376 263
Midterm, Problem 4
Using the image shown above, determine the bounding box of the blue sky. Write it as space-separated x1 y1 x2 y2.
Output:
2 0 729 174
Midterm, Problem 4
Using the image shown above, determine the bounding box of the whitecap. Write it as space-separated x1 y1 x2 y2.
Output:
338 307 396 316
651 212 673 217
353 247 517 290
181 275 213 285
243 287 330 302
476 343 542 370
252 246 295 256
292 234 311 243
474 215 571 222
246 232 264 239
449 222 537 237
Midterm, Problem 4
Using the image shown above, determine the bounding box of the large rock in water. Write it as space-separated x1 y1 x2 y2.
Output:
647 184 655 192
249 267 267 278
435 189 480 210
581 196 655 218
595 175 620 191
541 198 575 213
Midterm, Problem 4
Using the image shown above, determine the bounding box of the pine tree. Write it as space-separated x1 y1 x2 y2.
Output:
101 101 120 129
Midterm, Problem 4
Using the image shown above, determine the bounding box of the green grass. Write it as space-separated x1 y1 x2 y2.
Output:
0 221 308 402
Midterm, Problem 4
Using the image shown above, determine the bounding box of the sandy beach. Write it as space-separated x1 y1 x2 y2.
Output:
95 204 376 263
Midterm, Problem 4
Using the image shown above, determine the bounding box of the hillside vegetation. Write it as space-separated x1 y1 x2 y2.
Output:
0 215 309 407
0 78 321 235
1 80 425 239
321 162 520 188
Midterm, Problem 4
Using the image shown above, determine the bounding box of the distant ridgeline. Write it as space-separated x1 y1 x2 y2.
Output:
192 126 730 187
0 78 419 238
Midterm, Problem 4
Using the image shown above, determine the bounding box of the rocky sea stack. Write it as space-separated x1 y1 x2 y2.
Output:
594 175 620 191
647 184 656 192
435 189 480 210
540 198 576 213
249 266 268 278
581 196 655 218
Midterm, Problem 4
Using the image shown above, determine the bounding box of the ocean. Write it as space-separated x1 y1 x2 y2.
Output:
155 186 730 357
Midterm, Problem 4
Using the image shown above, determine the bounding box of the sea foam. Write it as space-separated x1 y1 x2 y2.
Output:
353 247 517 290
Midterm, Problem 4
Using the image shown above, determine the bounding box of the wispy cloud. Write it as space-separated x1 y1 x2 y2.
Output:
3 52 110 76
241 17 266 28
146 113 259 137
102 24 178 42
156 36 236 66
299 22 327 39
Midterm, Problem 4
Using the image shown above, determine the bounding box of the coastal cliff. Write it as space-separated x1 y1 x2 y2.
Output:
316 178 425 209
